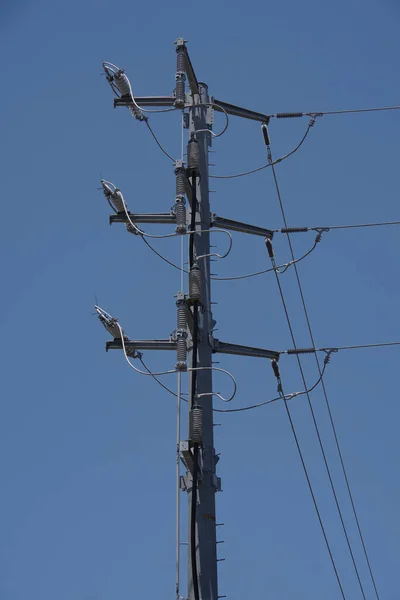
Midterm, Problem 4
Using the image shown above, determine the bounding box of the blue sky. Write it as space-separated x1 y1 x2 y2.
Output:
1 1 399 599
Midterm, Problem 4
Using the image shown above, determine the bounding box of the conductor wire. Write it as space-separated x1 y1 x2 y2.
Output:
269 157 368 599
210 118 316 179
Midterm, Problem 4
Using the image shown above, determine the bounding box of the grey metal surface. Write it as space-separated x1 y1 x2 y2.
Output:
106 339 176 352
213 339 280 360
114 95 175 108
110 212 176 225
187 83 219 600
213 98 270 123
211 214 274 238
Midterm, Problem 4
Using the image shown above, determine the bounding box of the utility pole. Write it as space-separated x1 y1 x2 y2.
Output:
99 39 279 600
186 80 219 600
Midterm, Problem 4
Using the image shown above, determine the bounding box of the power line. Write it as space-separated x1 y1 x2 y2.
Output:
209 118 316 179
270 104 400 119
270 158 377 599
274 219 400 233
271 363 347 600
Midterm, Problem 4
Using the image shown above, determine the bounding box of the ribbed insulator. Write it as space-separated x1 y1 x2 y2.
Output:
187 137 200 175
276 112 303 119
114 71 131 96
177 301 186 330
189 265 202 302
176 335 187 371
175 198 186 233
175 167 186 197
111 190 125 212
175 77 185 108
189 406 203 445
176 50 185 73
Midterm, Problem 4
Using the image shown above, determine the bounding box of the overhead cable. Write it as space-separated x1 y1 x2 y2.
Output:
270 104 400 119
210 117 316 179
269 358 346 599
269 156 369 599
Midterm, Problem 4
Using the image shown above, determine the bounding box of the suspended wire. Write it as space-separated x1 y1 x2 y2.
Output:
214 351 333 413
274 219 400 234
269 158 368 599
142 236 187 272
330 342 400 351
271 104 400 118
270 155 382 598
273 367 346 600
145 120 177 162
212 233 322 281
192 102 230 138
209 118 316 179
139 357 188 399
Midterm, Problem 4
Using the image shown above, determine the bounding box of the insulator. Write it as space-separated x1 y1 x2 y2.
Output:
176 334 187 371
276 112 303 119
187 137 200 176
101 318 122 339
175 198 187 233
111 189 125 213
175 167 186 198
281 227 309 233
175 76 185 108
286 347 315 355
189 264 202 302
114 70 131 96
261 122 271 146
176 300 187 330
271 359 281 380
126 222 138 235
265 238 274 259
189 405 203 445
176 49 185 73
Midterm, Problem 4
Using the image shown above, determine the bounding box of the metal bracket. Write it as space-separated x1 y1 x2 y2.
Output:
114 95 175 108
211 214 274 238
212 98 270 124
110 212 176 225
212 338 280 360
106 339 177 352
180 441 194 474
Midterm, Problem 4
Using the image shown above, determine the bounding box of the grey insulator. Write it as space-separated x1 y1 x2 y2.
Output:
175 198 186 233
176 335 187 371
187 137 200 175
114 71 131 96
175 167 186 197
189 405 203 445
175 76 185 108
189 264 202 302
176 49 185 73
176 300 187 330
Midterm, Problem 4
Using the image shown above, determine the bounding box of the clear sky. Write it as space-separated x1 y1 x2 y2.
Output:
1 1 400 599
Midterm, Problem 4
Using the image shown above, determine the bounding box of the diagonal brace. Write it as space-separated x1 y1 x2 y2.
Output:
213 338 279 360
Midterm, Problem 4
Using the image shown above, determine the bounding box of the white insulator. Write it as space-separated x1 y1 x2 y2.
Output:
114 71 131 96
102 318 122 339
111 189 125 213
